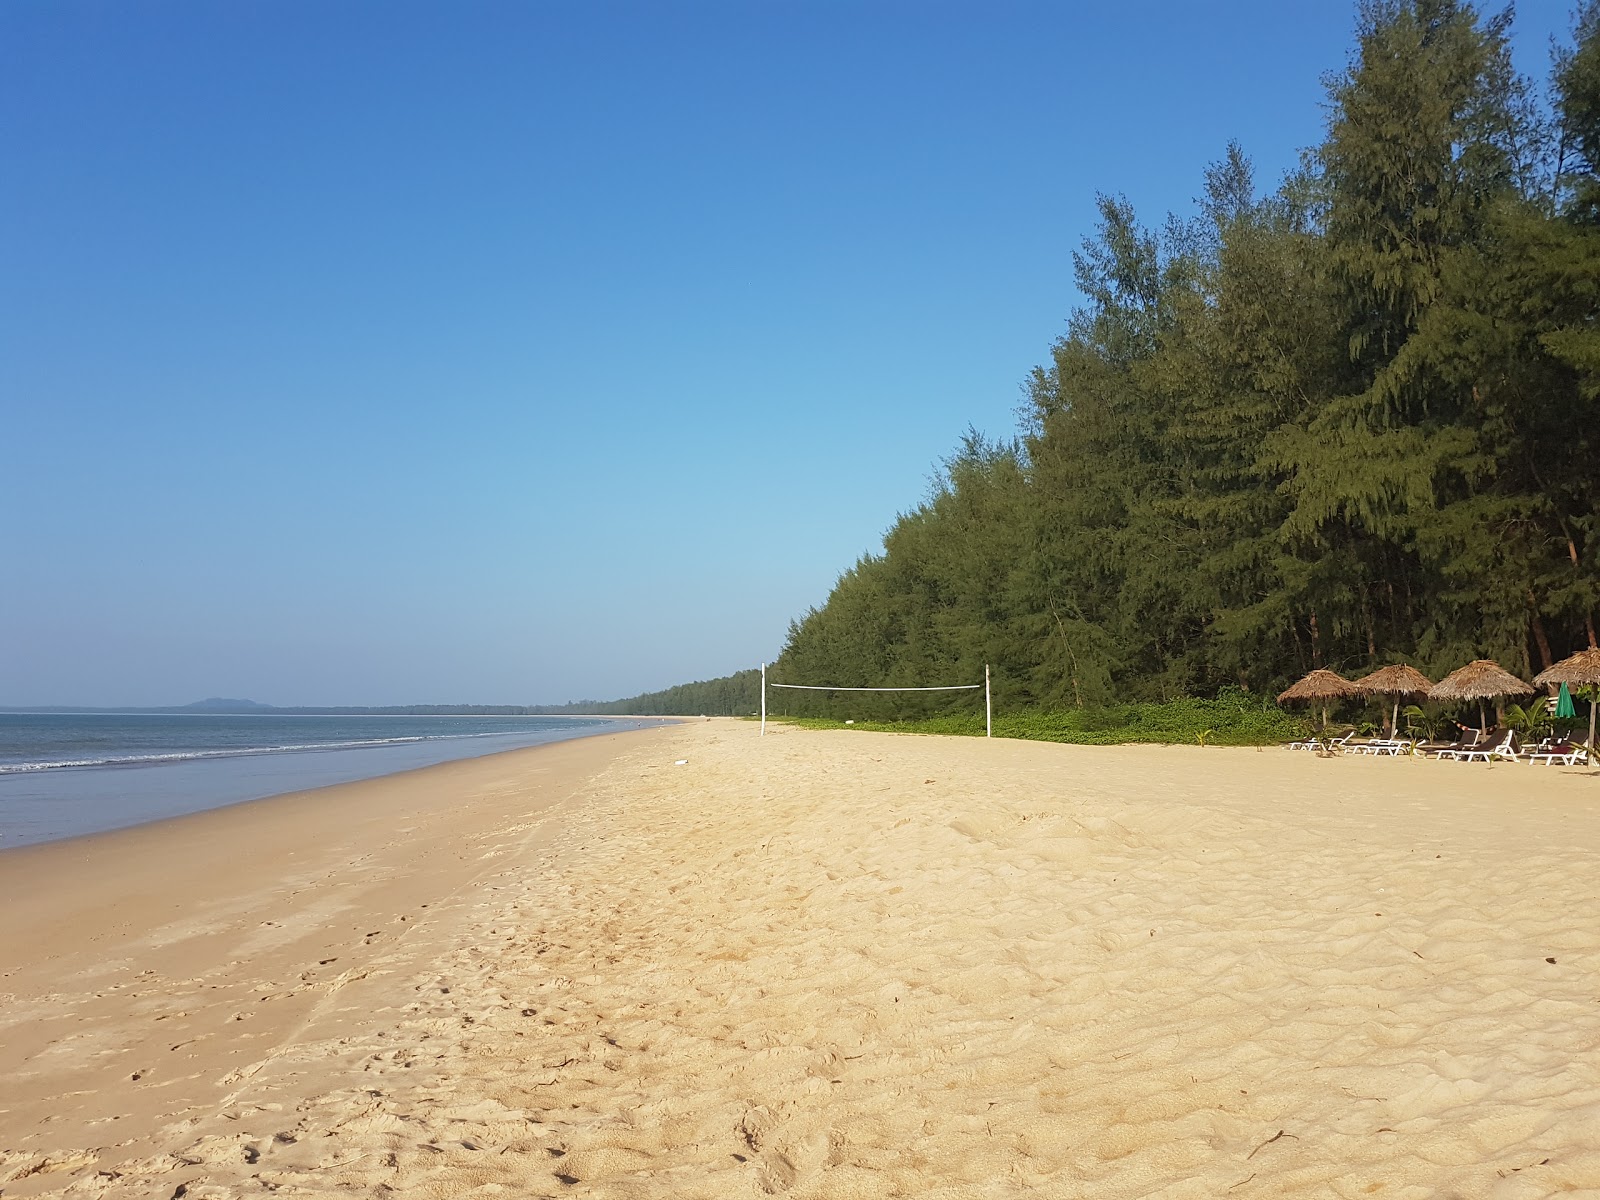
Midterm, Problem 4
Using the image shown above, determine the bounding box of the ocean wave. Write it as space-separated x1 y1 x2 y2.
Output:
0 729 537 775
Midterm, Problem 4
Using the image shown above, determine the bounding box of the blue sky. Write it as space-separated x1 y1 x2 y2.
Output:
1 0 1576 706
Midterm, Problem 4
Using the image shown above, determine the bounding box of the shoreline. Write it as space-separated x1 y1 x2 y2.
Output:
4 722 1598 1196
0 714 677 850
0 721 679 1197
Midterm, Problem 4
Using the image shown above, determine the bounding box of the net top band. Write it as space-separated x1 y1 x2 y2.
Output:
767 683 981 692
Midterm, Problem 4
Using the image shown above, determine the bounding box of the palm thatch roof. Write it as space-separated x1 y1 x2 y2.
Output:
1277 669 1363 704
1533 648 1600 687
1428 659 1535 702
1353 664 1433 696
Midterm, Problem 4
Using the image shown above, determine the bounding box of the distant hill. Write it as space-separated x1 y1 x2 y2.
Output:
179 698 275 712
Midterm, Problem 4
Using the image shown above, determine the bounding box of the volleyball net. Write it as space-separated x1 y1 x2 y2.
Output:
760 664 991 737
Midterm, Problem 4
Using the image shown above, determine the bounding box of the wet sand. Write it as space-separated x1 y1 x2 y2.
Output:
3 721 1599 1197
0 725 666 1196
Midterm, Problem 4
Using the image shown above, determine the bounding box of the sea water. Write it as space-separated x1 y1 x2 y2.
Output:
0 712 665 849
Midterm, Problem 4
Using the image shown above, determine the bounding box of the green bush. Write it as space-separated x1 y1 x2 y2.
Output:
773 690 1310 747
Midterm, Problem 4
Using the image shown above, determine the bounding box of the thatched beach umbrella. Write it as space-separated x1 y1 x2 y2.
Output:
1277 668 1364 731
1535 648 1600 754
1353 664 1433 736
1428 659 1535 733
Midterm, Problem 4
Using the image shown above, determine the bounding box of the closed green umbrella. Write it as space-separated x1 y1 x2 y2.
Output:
1535 650 1600 757
1556 682 1577 721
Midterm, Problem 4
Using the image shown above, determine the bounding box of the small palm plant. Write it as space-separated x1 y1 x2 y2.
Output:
1504 702 1550 743
1402 704 1439 741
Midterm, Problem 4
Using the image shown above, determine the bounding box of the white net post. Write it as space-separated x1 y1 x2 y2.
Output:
761 662 767 737
986 663 992 738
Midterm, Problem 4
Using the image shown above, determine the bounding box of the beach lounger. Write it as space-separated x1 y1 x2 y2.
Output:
1286 731 1355 753
1528 742 1589 766
1348 738 1408 756
1429 729 1483 760
1458 731 1518 763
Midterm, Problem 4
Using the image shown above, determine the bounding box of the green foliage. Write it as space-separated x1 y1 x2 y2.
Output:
542 670 763 717
766 0 1599 707
1401 703 1443 740
570 4 1596 726
1503 702 1552 740
775 692 1309 748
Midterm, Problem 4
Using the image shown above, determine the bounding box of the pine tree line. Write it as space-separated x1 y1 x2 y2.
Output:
773 0 1600 720
536 670 763 717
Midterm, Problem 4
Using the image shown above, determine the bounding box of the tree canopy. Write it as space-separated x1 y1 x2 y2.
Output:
770 0 1599 718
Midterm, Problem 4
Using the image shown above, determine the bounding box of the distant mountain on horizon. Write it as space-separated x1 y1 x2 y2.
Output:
179 697 276 712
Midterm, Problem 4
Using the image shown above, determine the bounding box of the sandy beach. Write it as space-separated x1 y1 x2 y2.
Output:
3 721 1599 1198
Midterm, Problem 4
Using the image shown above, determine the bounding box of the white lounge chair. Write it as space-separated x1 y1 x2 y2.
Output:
1430 729 1485 760
1286 730 1356 753
1458 731 1518 763
1528 742 1589 766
